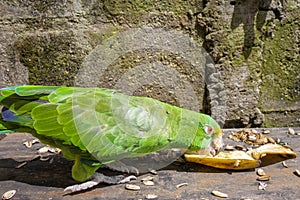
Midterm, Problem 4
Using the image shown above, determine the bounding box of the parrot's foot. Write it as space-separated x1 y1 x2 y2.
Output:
64 173 137 193
104 161 140 175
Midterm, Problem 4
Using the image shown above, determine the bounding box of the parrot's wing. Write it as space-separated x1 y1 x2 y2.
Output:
68 88 201 173
44 87 201 172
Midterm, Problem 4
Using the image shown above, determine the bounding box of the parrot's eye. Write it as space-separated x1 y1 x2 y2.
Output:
204 125 214 135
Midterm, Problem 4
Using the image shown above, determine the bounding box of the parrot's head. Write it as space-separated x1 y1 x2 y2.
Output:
186 114 223 157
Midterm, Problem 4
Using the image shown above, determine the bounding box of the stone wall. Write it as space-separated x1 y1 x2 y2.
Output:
0 0 299 128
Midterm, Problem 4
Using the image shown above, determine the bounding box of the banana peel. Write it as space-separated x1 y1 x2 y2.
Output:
248 143 297 167
184 143 297 170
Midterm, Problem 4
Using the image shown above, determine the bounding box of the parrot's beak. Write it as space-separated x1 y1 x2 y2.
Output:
210 135 223 156
186 133 224 157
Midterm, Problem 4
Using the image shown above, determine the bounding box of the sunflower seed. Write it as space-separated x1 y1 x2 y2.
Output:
143 180 154 186
48 147 61 154
258 182 267 190
235 145 244 150
260 153 267 159
251 151 260 160
23 141 32 148
294 169 300 177
211 190 228 198
150 169 158 175
234 160 241 167
176 182 188 189
224 145 234 151
2 190 16 200
263 130 270 134
267 136 276 144
248 135 256 141
32 139 39 143
252 129 258 134
23 139 39 148
40 156 50 161
141 176 154 181
145 194 158 199
49 157 54 164
257 168 266 176
38 146 50 154
288 128 295 135
125 184 140 190
282 161 288 168
257 175 271 181
15 162 27 168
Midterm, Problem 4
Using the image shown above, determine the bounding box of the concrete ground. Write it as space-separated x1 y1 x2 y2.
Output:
0 128 299 200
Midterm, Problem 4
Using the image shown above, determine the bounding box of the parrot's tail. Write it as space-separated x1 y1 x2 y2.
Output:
0 129 14 134
0 108 17 134
0 122 14 134
0 107 35 134
0 85 54 134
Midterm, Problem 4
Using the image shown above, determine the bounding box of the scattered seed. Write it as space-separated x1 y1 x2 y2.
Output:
257 175 271 181
141 176 154 182
251 151 260 160
276 138 281 143
15 162 27 169
176 182 188 189
149 169 158 175
23 139 40 148
125 184 140 191
228 134 240 142
267 136 276 144
288 128 295 135
256 137 268 144
23 141 32 148
48 147 61 154
48 147 56 153
260 153 267 159
246 146 253 151
282 161 288 168
38 146 50 154
39 156 50 161
32 139 39 143
229 129 276 145
233 160 241 167
294 169 300 177
224 145 234 151
143 180 155 186
211 190 228 198
248 135 256 141
49 157 54 164
263 130 270 134
145 194 158 199
235 145 244 150
258 182 267 190
252 129 258 134
2 190 16 200
257 168 266 176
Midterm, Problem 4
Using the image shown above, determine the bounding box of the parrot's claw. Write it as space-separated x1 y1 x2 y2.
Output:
64 173 137 193
64 180 99 193
104 161 140 175
118 175 137 184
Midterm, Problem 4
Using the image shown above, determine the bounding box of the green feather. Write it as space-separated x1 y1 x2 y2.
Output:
0 85 222 182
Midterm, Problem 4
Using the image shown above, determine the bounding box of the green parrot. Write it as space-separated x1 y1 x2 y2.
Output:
0 85 223 192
